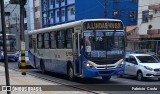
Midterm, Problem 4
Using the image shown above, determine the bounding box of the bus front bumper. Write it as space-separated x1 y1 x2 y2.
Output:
82 66 125 78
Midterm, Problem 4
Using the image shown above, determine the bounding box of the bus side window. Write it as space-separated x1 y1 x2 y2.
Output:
37 34 43 49
44 33 50 49
66 28 73 49
50 32 57 49
57 30 65 49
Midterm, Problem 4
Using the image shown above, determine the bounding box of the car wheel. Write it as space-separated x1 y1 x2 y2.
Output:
137 71 144 81
40 60 46 74
102 76 111 81
67 65 74 80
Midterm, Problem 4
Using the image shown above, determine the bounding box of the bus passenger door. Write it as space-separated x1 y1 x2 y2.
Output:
32 39 37 68
72 33 82 76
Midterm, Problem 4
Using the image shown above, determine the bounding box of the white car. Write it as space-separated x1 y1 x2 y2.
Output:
124 54 160 81
18 51 34 69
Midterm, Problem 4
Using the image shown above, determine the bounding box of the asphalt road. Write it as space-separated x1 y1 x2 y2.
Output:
1 61 160 94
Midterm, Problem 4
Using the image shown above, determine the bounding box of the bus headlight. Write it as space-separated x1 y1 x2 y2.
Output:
84 61 95 69
117 60 125 68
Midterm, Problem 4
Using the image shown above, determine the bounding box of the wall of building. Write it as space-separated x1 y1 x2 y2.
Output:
25 0 35 31
75 0 104 20
138 0 160 35
107 0 138 26
0 4 20 33
34 0 42 29
41 0 76 27
41 0 138 27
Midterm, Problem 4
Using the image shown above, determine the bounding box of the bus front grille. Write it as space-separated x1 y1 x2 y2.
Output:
98 70 114 74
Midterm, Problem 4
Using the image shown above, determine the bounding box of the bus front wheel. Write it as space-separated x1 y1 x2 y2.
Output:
102 76 111 81
67 65 74 80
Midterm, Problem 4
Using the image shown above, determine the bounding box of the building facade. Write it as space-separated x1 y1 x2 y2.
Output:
24 0 35 32
138 0 160 37
41 0 138 28
0 4 20 34
33 0 42 29
128 0 160 39
127 0 160 54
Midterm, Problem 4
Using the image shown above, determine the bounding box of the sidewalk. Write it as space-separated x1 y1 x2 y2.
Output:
0 65 89 94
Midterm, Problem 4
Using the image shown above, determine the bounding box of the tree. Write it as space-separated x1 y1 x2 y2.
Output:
9 0 19 4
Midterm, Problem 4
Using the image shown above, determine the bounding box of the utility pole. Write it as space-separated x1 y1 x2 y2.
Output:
19 0 27 75
104 0 107 18
0 0 11 94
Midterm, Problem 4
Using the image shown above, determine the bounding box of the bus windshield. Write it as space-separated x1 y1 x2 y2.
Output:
83 31 125 58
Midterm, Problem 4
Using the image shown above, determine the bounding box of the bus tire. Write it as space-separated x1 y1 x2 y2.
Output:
40 60 46 74
67 65 74 80
102 76 111 81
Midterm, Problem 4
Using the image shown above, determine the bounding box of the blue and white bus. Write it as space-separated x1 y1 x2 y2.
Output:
0 34 18 61
28 19 126 81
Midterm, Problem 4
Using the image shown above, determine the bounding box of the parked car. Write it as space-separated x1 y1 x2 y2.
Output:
18 51 34 69
124 54 160 81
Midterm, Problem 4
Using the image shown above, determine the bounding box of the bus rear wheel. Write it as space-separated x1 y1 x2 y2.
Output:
67 65 74 80
102 76 111 81
40 60 46 74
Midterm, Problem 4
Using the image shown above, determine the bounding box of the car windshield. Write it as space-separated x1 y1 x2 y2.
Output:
136 56 158 63
152 55 160 61
83 31 125 58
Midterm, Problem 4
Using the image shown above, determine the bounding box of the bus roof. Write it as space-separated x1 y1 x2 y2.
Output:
28 19 123 35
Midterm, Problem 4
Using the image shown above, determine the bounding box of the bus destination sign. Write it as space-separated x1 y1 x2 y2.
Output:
83 21 123 30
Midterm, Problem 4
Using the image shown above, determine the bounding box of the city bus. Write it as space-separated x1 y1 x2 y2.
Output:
0 34 18 61
28 19 126 81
